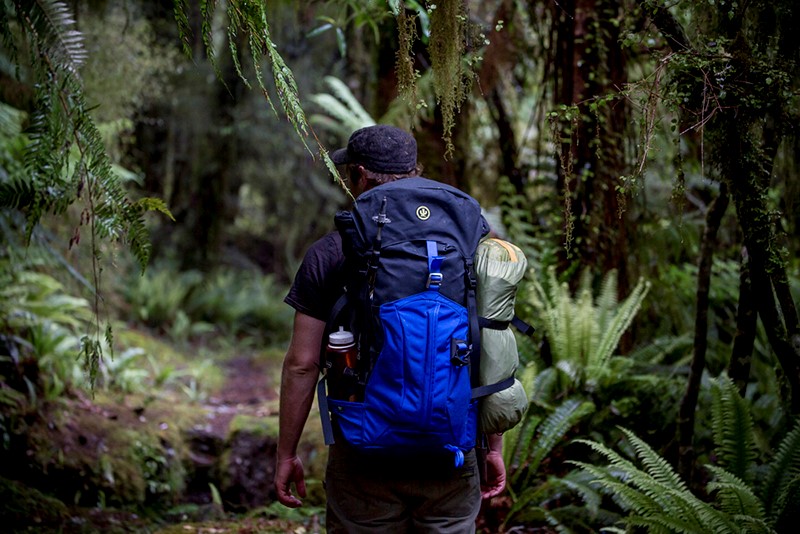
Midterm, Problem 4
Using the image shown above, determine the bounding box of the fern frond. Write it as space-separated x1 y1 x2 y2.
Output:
595 268 619 324
762 418 800 522
573 461 664 514
528 267 650 390
592 276 651 369
0 173 35 209
576 283 597 369
24 0 87 72
733 515 778 534
172 0 193 57
521 398 595 487
710 374 758 483
326 76 375 124
558 469 604 515
771 475 800 533
505 479 553 521
308 93 374 137
621 427 689 492
508 409 543 486
706 464 766 519
574 436 740 533
200 0 223 81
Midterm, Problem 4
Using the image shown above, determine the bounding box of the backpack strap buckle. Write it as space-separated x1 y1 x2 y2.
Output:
450 338 470 366
426 241 443 290
426 272 443 288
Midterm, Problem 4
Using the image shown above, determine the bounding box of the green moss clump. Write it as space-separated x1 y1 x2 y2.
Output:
227 414 278 439
0 476 69 529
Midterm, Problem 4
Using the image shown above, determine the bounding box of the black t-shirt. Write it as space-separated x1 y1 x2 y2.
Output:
284 231 346 321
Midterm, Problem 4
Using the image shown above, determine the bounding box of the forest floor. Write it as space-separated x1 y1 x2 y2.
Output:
3 341 533 533
1 345 327 533
136 351 324 533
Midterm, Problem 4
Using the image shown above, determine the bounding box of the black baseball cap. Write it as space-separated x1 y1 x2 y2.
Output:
331 125 417 174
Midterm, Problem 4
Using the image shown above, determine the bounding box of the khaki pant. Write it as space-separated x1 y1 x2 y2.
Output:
324 442 481 533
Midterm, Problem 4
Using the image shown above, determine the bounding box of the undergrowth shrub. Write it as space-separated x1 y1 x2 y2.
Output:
123 263 292 348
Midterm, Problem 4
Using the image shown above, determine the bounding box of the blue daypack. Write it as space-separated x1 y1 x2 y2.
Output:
317 177 514 466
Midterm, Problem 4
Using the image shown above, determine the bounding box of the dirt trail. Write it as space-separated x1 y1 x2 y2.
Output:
202 354 279 437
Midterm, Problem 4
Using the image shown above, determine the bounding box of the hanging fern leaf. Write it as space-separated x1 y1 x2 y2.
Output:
23 0 88 73
1 1 176 383
174 0 354 189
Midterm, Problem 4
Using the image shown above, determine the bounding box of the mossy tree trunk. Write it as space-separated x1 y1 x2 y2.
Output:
548 0 631 295
643 1 800 480
711 2 800 414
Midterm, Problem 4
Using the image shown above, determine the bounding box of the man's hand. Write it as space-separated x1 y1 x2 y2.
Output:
275 454 307 507
480 449 506 499
480 433 506 499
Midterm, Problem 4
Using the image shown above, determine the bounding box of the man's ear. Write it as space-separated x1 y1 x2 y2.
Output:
348 165 360 184
350 165 368 190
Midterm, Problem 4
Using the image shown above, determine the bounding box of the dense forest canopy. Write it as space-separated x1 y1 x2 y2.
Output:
1 0 799 532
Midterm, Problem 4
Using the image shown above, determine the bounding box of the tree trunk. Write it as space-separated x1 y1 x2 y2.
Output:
729 249 757 395
479 0 524 194
719 118 800 412
549 0 631 294
677 183 728 484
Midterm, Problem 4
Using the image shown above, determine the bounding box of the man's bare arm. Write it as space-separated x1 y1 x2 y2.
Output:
275 312 325 507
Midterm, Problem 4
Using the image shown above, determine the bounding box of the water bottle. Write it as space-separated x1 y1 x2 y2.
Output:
326 327 358 401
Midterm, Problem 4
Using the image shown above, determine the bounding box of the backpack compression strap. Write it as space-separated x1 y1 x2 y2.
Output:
464 256 485 393
479 316 536 337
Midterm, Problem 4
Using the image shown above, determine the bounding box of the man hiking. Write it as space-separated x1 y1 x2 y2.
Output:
275 124 506 533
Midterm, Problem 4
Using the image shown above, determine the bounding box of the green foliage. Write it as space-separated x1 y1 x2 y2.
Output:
573 427 755 533
501 265 690 531
711 374 758 482
79 4 178 126
0 1 162 272
1 3 175 391
508 397 596 489
123 263 292 348
528 267 651 389
176 0 341 181
309 76 375 140
762 420 800 525
0 264 93 397
306 0 395 58
571 374 800 533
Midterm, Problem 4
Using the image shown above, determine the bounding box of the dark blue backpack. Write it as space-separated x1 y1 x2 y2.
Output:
318 177 512 466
